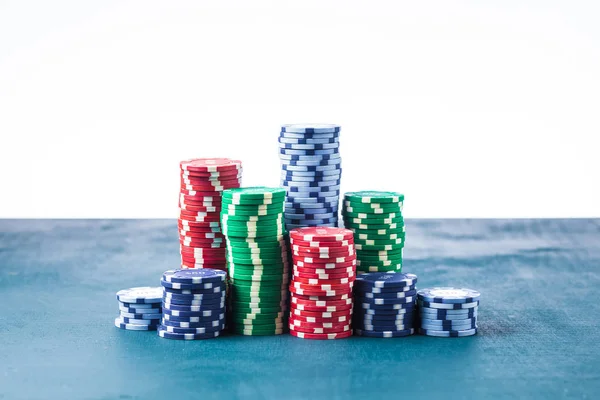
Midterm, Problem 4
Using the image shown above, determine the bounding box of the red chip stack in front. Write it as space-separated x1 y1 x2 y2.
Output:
179 158 242 272
288 227 356 339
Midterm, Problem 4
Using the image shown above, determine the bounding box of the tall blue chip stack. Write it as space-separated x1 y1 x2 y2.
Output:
279 124 342 231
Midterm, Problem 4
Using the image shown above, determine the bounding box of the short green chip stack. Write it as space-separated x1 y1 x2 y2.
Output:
221 187 290 335
341 191 405 274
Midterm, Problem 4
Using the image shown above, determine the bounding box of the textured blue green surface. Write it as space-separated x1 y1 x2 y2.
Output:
1 219 599 399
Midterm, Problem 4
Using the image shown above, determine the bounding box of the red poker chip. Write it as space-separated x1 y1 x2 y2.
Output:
288 322 351 334
291 248 355 258
180 254 227 264
179 177 241 188
177 221 222 232
290 243 354 253
289 317 351 330
178 192 222 201
179 238 226 249
292 293 351 302
291 308 352 319
292 254 356 264
293 258 357 268
180 158 242 173
179 195 222 205
180 169 242 178
290 287 353 298
180 247 227 258
178 213 221 223
291 313 351 324
291 281 353 292
179 204 222 214
178 228 224 237
291 296 353 309
292 276 354 286
289 239 352 248
289 329 352 340
290 227 354 242
179 231 224 241
180 263 227 271
293 266 355 277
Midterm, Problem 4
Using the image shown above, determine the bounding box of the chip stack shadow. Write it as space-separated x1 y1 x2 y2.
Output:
342 191 405 274
279 124 342 231
221 187 290 335
179 158 243 272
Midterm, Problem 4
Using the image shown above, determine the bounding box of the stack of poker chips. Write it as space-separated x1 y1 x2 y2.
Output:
179 158 243 272
158 269 226 340
221 187 289 336
279 124 342 231
341 191 405 274
114 287 163 331
417 287 479 337
353 272 417 338
288 227 356 340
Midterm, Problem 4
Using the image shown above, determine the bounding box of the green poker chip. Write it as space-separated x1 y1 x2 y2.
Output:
222 187 286 201
220 213 284 222
356 258 403 268
354 232 406 242
342 210 403 220
352 227 406 237
354 236 405 246
343 202 403 213
344 191 405 204
230 304 286 314
221 207 284 217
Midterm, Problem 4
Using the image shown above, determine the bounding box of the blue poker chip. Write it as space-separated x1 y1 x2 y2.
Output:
162 291 226 302
118 301 161 309
114 318 158 331
285 201 338 209
280 132 339 140
354 328 414 338
162 286 226 295
162 269 227 285
356 310 415 320
286 191 340 199
360 322 415 332
357 300 416 310
162 307 225 318
158 323 224 334
118 306 162 315
356 317 415 326
162 297 226 308
282 180 342 188
160 317 225 329
354 304 416 315
116 287 163 304
162 311 225 323
355 292 417 305
420 318 477 331
117 316 160 325
417 300 479 310
279 152 341 160
286 185 341 194
355 287 416 299
278 136 339 145
119 311 162 319
157 326 221 340
418 327 478 337
281 158 341 167
285 209 339 217
160 279 225 292
417 287 481 304
281 169 342 177
281 123 341 134
278 142 339 150
285 195 339 203
280 148 339 156
282 172 342 182
419 308 477 319
285 217 338 225
286 223 337 229
355 272 417 289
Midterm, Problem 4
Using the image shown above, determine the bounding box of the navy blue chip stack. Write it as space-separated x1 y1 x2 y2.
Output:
115 287 163 331
417 287 479 337
353 272 417 337
279 124 342 231
158 269 227 340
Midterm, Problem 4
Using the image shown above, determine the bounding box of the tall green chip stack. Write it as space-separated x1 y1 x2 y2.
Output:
341 191 405 274
221 187 290 335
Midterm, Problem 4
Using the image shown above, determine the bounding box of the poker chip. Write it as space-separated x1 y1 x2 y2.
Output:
279 124 342 229
417 286 480 338
341 191 406 273
288 227 357 339
220 187 290 335
351 272 417 338
113 288 163 331
156 268 226 340
177 158 243 270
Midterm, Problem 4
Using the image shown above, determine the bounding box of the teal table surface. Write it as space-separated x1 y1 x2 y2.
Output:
1 219 599 400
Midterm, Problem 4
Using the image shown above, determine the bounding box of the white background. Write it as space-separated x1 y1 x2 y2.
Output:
1 0 598 218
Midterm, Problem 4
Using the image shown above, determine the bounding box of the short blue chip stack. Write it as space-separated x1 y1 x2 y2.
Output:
279 124 342 231
158 269 227 340
353 272 418 337
417 287 480 337
115 287 163 331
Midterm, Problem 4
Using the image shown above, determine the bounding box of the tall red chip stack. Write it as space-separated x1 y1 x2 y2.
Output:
178 158 243 272
288 227 356 339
